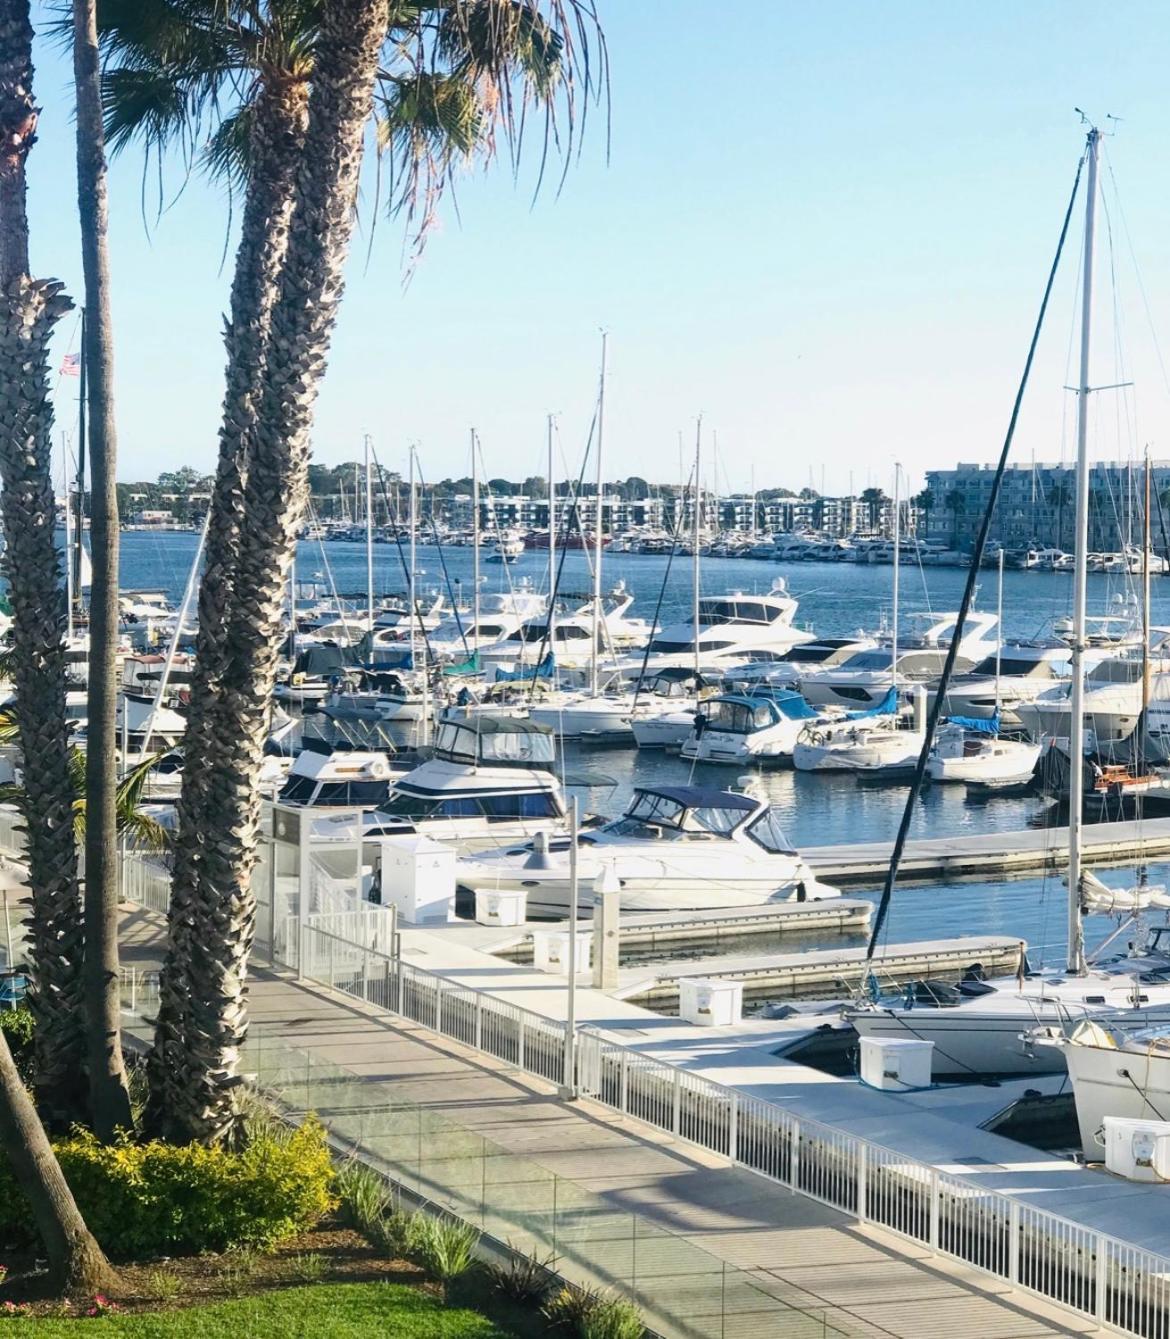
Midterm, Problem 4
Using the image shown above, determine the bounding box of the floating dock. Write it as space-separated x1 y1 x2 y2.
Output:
617 933 1025 1008
491 897 873 963
805 815 1170 887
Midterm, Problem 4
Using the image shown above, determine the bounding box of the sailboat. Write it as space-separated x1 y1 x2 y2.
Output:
846 127 1170 1077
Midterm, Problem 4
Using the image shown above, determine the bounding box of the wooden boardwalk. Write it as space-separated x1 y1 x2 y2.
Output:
118 909 1100 1338
805 816 1170 887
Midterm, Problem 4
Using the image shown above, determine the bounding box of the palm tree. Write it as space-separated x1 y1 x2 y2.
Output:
945 488 967 548
1050 481 1073 551
71 0 132 1142
0 0 120 1294
0 0 85 1127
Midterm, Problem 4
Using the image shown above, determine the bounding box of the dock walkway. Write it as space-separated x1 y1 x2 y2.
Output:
118 908 1094 1338
805 816 1170 886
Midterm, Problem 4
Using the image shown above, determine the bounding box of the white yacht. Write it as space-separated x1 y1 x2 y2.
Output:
797 611 1000 710
277 740 404 811
426 588 547 661
718 636 879 694
930 642 1072 728
478 585 650 675
1015 651 1170 745
629 669 721 750
622 580 812 677
680 691 823 766
373 715 568 852
456 783 840 915
322 668 433 725
925 720 1041 785
486 529 526 564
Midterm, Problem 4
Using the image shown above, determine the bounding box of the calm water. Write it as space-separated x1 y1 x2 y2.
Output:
113 531 1170 960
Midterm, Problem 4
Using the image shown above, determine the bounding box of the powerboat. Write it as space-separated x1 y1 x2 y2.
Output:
930 642 1073 728
478 585 650 675
718 636 880 693
622 579 812 677
372 714 569 852
629 669 721 751
1016 651 1170 745
797 611 1000 710
277 739 405 811
680 691 822 766
455 783 841 915
425 588 547 660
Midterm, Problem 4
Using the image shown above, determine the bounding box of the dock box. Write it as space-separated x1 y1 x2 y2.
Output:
376 835 454 925
1104 1117 1170 1182
474 888 527 927
859 1037 934 1091
532 927 592 975
679 977 744 1027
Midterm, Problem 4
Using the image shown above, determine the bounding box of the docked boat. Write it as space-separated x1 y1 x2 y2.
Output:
797 611 1000 709
277 739 404 811
930 641 1073 727
425 588 547 661
717 635 880 693
680 690 822 766
925 718 1041 786
1015 650 1170 745
486 529 526 564
373 715 569 852
792 688 926 772
456 783 841 915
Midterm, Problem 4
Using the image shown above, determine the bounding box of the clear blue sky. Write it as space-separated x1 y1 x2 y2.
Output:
26 2 1170 497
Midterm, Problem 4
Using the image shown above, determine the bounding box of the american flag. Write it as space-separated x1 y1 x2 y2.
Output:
60 353 81 377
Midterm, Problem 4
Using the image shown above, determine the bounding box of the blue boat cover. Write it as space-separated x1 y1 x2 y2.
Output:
494 651 555 683
947 712 1000 735
846 686 898 719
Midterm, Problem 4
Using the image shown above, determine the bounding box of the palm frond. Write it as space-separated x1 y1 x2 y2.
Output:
102 65 193 157
202 105 253 187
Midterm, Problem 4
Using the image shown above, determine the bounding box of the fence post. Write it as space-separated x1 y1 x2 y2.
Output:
1008 1200 1020 1286
728 1092 738 1164
435 978 443 1034
929 1171 940 1252
672 1068 682 1135
474 994 483 1053
297 918 306 980
619 1049 629 1115
518 1015 526 1073
856 1141 867 1223
361 950 369 1002
328 932 335 990
790 1119 800 1190
1094 1237 1109 1326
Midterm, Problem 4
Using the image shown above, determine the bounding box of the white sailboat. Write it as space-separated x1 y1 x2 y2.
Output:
847 127 1170 1076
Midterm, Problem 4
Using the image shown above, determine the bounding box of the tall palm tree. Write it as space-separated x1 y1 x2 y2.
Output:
97 1 603 1145
0 0 85 1127
71 0 132 1142
0 0 120 1294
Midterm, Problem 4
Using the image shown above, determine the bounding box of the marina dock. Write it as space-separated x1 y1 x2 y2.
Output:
805 815 1170 887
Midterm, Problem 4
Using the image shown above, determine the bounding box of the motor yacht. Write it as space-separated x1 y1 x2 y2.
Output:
372 715 569 852
277 739 405 811
929 642 1072 728
322 668 434 725
680 691 823 766
628 669 721 750
1016 650 1170 745
456 783 841 915
622 579 812 677
718 636 880 693
478 584 650 675
796 611 999 710
486 529 526 563
425 588 547 661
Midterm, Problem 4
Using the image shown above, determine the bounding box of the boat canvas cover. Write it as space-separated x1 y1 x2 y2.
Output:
494 651 555 682
946 712 1000 735
846 686 898 719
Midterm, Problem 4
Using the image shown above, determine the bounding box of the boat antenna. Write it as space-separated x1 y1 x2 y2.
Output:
865 135 1087 962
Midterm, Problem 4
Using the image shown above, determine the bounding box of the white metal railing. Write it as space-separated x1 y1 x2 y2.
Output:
119 851 171 915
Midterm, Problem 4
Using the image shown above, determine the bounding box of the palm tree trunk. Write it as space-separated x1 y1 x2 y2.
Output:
0 1025 119 1294
148 78 309 1138
71 0 131 1142
161 0 388 1146
0 0 85 1127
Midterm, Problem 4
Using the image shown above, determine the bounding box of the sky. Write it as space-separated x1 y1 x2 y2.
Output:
26 1 1170 497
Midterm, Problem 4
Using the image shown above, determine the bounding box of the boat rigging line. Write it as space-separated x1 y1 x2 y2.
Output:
865 135 1088 963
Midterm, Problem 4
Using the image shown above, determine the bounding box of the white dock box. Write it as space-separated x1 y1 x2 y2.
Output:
474 887 527 927
532 927 592 975
378 835 454 925
1104 1117 1170 1182
679 977 743 1027
859 1037 934 1091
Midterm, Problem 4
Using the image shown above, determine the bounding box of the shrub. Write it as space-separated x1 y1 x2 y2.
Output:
544 1284 645 1339
0 1117 336 1257
335 1158 391 1237
486 1244 557 1304
0 1007 33 1079
410 1216 480 1302
145 1268 183 1303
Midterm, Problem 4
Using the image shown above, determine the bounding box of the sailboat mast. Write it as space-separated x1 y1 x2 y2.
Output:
995 547 1004 717
1141 446 1152 769
891 463 901 692
547 414 556 611
693 417 702 687
1067 126 1100 978
590 334 607 698
364 434 374 633
409 446 417 671
472 429 480 647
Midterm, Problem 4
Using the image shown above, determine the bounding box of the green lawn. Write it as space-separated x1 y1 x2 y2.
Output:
17 1283 514 1338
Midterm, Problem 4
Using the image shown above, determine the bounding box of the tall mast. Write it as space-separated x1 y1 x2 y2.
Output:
547 414 556 612
693 417 702 686
590 333 607 698
364 434 374 633
472 428 480 648
1067 126 1100 977
1141 446 1152 773
891 463 901 692
409 446 417 671
995 547 1004 718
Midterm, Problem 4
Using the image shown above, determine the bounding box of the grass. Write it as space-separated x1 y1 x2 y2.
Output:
12 1283 513 1337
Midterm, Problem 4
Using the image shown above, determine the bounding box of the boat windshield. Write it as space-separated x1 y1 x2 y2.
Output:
745 809 796 854
840 651 893 671
700 699 776 733
1088 659 1142 684
604 790 747 839
696 598 780 626
432 721 555 765
969 654 1059 677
